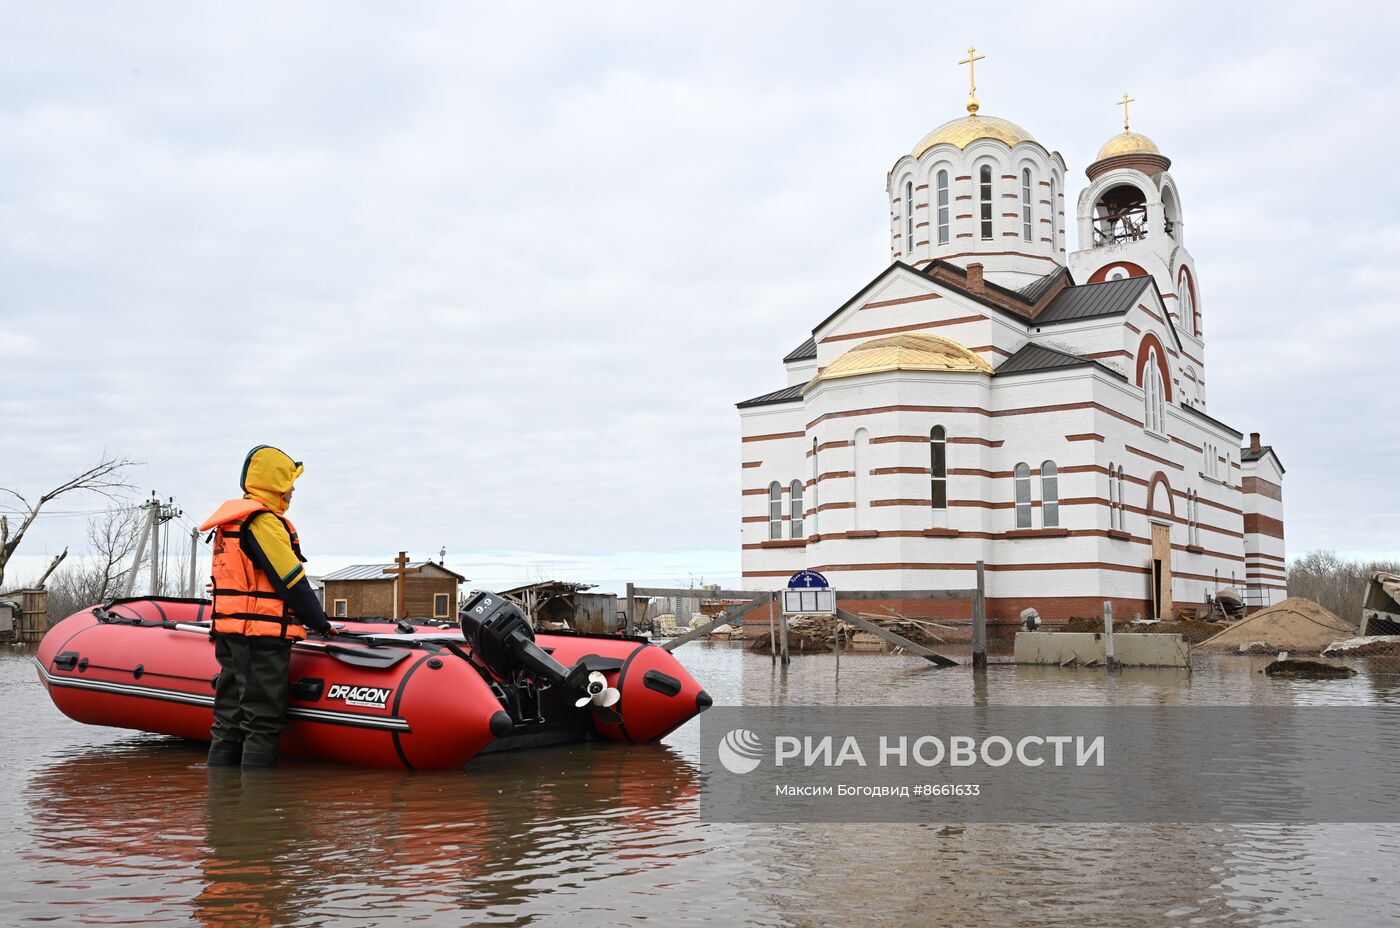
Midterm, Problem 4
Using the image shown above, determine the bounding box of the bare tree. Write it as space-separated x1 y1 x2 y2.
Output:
41 507 149 619
0 453 136 589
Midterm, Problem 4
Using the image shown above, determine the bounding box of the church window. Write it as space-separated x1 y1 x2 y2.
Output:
790 480 805 539
904 180 914 252
979 165 993 240
768 482 783 540
929 426 947 509
1108 460 1118 529
1179 268 1197 336
1040 460 1059 527
1014 462 1032 529
810 438 819 535
1021 168 1033 242
936 170 950 244
1049 177 1058 250
1117 466 1127 530
1143 348 1166 435
853 429 869 528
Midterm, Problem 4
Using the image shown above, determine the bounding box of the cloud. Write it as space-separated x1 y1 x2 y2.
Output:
3 0 1397 594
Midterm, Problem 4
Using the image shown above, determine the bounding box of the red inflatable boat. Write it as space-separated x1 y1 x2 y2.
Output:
36 592 711 770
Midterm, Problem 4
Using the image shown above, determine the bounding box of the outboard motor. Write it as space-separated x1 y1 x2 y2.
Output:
459 591 619 720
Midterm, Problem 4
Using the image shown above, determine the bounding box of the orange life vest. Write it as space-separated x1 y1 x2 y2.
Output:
203 498 307 639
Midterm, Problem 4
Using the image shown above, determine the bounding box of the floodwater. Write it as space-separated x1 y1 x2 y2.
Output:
5 641 1400 927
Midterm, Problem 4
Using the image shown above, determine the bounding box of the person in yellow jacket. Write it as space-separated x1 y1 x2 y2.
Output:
198 445 333 768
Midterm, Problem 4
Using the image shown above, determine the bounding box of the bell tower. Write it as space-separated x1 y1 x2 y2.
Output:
1068 95 1206 403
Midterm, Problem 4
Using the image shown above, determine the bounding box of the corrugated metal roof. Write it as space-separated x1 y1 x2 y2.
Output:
321 562 462 582
736 384 805 409
784 336 817 363
996 343 1092 375
1036 276 1152 324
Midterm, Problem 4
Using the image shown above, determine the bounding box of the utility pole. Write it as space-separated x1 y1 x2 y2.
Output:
121 497 159 598
152 496 182 596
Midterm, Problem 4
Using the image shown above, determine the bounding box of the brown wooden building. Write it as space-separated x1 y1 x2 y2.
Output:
320 559 465 621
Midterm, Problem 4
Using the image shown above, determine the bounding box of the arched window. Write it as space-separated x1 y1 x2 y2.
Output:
1049 177 1058 250
1117 466 1127 530
790 480 804 539
853 428 869 528
1179 267 1197 336
1041 460 1059 527
904 180 914 253
768 482 783 540
936 170 950 245
810 438 819 535
1108 460 1117 529
929 426 947 510
1021 168 1033 242
1143 348 1166 434
1014 462 1032 529
979 165 993 240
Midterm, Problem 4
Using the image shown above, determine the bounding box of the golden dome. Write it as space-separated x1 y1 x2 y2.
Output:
912 114 1036 157
812 333 994 387
1096 131 1160 160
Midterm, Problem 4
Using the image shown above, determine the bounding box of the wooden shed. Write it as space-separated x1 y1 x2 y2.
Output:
321 558 464 621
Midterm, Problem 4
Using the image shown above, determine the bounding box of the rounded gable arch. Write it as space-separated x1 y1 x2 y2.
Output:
1135 332 1174 403
1147 471 1175 520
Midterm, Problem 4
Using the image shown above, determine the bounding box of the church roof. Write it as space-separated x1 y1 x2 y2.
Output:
1036 275 1153 324
1017 267 1066 303
736 384 804 409
913 114 1036 156
995 343 1093 375
783 335 817 363
1096 130 1160 160
812 333 993 387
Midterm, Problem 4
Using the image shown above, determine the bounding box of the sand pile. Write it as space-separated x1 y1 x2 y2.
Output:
1196 597 1356 654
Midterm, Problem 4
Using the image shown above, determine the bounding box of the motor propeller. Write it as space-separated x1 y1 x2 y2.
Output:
574 670 620 709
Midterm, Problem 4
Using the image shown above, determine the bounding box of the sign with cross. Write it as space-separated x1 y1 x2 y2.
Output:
783 570 834 615
382 551 423 619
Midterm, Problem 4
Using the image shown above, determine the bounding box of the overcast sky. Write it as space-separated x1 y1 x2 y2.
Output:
3 1 1397 593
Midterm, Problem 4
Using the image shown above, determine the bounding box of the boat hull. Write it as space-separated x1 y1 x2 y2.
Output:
36 599 709 770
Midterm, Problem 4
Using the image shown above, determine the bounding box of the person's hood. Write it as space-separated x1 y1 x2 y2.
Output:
239 445 303 514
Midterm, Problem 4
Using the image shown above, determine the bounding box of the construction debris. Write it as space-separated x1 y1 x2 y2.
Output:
1322 636 1400 658
1263 656 1357 679
1196 597 1356 654
1055 615 1221 644
747 611 952 655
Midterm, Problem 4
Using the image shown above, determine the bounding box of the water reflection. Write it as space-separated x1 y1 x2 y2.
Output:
23 738 707 926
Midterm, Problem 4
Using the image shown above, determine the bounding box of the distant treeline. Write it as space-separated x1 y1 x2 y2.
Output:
1286 550 1400 621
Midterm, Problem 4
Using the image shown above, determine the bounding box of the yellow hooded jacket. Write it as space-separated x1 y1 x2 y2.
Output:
199 446 317 638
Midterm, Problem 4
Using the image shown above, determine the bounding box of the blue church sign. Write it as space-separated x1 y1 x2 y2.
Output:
787 570 830 590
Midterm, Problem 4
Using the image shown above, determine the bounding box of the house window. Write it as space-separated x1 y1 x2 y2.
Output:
905 180 914 252
936 170 950 244
979 165 993 240
433 593 450 618
1041 460 1059 527
1143 348 1166 435
929 426 947 509
1014 462 1032 529
333 598 347 617
1021 168 1033 241
768 482 783 540
1049 177 1058 250
790 480 805 539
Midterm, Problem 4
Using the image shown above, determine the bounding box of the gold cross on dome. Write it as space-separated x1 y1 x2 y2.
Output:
1118 92 1136 131
959 46 986 114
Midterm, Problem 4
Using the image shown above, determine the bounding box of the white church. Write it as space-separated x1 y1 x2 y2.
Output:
737 59 1286 626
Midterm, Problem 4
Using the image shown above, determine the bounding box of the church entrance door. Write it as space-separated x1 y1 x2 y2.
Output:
1150 522 1173 620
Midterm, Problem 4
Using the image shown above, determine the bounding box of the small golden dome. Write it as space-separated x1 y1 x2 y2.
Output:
912 114 1036 157
1096 131 1160 161
812 333 994 387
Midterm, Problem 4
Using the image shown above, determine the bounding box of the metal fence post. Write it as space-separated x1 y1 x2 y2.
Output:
625 582 635 636
972 560 987 669
1103 600 1118 672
